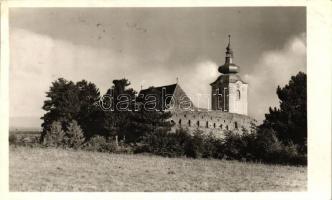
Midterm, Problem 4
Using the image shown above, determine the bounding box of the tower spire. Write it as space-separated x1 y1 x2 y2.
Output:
218 34 239 74
225 34 233 63
227 34 231 49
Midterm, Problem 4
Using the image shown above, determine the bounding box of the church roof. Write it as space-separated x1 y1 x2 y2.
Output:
137 83 177 105
137 83 196 111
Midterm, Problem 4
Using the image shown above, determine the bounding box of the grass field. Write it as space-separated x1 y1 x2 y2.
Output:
9 146 307 192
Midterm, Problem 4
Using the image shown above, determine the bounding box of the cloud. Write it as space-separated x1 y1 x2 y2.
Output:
244 33 306 122
175 61 219 109
9 28 306 128
10 28 138 123
9 28 216 125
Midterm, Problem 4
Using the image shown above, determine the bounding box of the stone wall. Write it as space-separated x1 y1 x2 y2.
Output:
170 110 255 138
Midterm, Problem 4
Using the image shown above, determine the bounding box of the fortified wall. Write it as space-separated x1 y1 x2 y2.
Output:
170 110 255 138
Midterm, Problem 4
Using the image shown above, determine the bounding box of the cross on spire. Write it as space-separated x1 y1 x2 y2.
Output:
225 34 233 59
226 34 232 50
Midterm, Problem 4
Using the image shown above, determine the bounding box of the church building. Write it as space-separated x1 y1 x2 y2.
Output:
138 36 254 136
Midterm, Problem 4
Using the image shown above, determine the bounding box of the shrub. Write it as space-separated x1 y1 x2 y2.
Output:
64 120 85 149
9 133 18 146
137 128 225 159
249 127 307 165
183 129 205 158
42 121 65 147
82 135 117 153
136 128 191 157
202 134 225 159
222 131 247 160
114 143 134 154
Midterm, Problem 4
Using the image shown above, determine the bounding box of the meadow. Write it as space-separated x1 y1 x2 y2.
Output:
10 146 307 192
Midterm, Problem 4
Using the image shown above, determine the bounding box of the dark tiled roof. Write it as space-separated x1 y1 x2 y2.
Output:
139 84 177 96
137 83 177 105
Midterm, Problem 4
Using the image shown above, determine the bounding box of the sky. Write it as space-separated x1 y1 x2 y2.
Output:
9 7 306 129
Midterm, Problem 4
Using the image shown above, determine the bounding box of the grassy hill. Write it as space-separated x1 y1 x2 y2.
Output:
9 146 306 192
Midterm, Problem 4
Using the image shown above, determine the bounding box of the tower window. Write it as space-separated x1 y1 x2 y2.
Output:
220 124 223 129
234 121 238 129
226 125 229 130
206 121 209 128
197 121 200 127
213 123 216 128
178 119 182 126
188 120 191 126
237 90 241 100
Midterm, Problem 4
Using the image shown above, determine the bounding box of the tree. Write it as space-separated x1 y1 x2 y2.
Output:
122 107 174 142
41 78 103 141
43 121 66 147
102 79 173 143
260 72 307 152
76 80 104 139
102 79 137 140
64 120 85 149
41 78 79 138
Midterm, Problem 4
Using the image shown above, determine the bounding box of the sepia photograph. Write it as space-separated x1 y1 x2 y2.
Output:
4 5 311 192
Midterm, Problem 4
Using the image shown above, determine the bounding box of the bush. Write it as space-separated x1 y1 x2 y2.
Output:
222 130 256 161
137 128 226 159
248 127 306 165
42 121 65 147
136 128 191 157
82 135 117 153
202 134 225 159
9 133 18 145
183 129 205 158
64 120 85 149
219 127 306 165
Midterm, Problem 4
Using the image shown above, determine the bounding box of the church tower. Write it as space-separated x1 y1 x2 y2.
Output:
210 35 248 115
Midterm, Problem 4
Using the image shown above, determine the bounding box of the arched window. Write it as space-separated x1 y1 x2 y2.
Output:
236 90 241 100
206 121 209 128
197 121 200 127
188 120 191 126
234 121 238 129
178 119 182 126
213 123 216 128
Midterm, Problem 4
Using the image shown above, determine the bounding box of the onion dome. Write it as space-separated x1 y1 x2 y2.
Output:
218 35 240 74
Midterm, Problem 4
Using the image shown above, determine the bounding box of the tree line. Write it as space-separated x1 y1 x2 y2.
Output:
40 78 173 144
34 72 307 165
